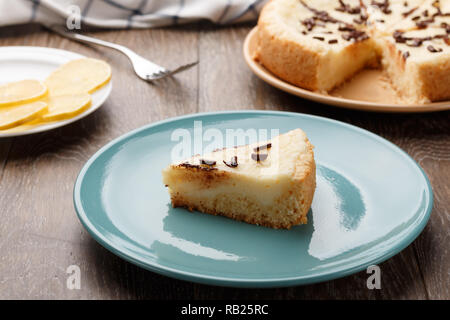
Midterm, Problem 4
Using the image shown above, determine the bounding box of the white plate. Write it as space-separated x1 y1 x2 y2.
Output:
0 46 112 137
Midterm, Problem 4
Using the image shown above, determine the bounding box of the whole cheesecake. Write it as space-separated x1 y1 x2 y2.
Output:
255 0 450 103
162 129 316 229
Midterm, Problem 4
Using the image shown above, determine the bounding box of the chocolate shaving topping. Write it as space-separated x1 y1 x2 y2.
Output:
200 159 216 166
402 51 410 60
359 2 369 23
299 0 343 32
416 18 434 29
338 24 355 32
223 156 238 168
253 143 272 152
409 37 427 47
402 6 417 17
393 30 406 43
329 39 338 44
251 153 268 162
179 162 197 168
393 30 446 48
299 0 368 37
427 45 443 52
299 0 339 23
342 29 369 42
313 36 325 41
412 2 450 30
336 0 361 14
404 1 408 7
179 162 217 171
302 17 316 31
371 0 392 14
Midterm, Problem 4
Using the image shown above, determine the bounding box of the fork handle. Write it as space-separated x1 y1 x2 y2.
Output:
45 24 138 61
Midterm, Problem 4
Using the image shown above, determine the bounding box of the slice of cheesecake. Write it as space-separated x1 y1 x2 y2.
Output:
162 129 316 229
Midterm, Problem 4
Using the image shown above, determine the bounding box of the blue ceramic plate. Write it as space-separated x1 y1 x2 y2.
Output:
74 111 432 287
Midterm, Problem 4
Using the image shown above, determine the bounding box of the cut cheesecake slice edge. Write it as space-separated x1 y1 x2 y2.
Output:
162 128 316 229
377 27 450 103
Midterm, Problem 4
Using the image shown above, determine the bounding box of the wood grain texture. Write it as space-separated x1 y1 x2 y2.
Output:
0 23 448 300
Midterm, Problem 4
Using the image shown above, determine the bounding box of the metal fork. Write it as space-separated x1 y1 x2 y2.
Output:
44 24 198 81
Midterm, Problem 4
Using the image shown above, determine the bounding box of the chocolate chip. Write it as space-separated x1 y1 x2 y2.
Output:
371 0 392 14
328 39 338 44
427 45 442 52
299 1 340 24
251 153 268 162
393 30 406 43
416 18 434 29
302 17 316 31
223 156 238 168
402 51 410 60
253 143 272 152
200 159 216 166
179 162 217 171
338 24 355 32
342 29 369 42
335 0 361 15
402 7 418 17
313 36 325 41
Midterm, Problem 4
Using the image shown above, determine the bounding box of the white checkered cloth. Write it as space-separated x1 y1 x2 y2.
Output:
0 0 267 28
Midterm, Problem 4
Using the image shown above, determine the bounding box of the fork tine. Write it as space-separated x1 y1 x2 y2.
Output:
166 61 199 77
145 61 198 81
146 69 169 81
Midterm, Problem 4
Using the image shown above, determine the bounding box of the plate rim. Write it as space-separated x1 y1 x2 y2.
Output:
0 46 112 138
243 27 450 113
73 110 433 288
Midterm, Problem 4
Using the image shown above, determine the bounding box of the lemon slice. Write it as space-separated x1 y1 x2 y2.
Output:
40 93 91 122
0 79 48 107
0 101 48 130
45 58 111 95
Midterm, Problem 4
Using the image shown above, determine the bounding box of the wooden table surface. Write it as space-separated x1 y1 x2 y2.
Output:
0 23 448 300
